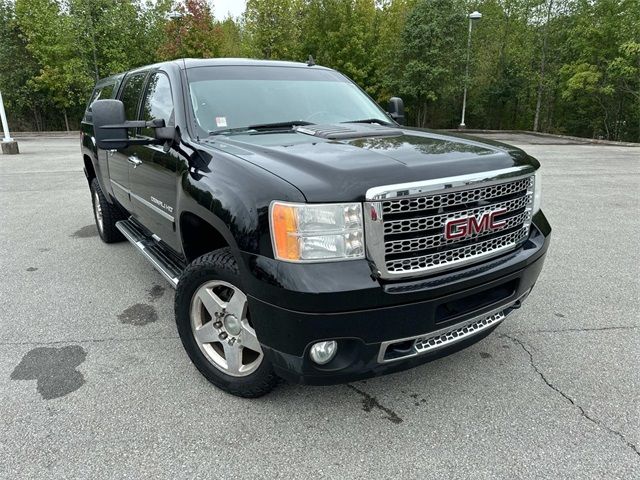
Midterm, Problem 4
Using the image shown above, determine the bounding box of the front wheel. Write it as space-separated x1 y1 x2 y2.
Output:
175 248 278 397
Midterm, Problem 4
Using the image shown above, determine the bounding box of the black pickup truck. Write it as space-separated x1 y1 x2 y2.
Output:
81 58 550 397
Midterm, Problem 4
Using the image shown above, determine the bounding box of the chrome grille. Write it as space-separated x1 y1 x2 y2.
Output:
364 167 536 279
384 211 530 255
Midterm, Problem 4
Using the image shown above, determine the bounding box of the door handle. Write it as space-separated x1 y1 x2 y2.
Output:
128 155 143 168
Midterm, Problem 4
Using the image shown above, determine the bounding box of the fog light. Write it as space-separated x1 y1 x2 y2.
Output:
309 341 337 365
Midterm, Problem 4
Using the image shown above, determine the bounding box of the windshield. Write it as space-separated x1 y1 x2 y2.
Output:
186 66 391 135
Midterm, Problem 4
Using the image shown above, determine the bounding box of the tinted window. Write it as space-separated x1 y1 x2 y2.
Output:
84 83 116 121
120 73 147 121
187 66 389 134
140 73 174 137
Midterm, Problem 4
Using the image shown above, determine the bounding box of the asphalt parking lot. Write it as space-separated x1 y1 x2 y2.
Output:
1 133 638 479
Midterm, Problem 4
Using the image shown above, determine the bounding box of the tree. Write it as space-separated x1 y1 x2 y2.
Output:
15 0 94 131
394 0 466 127
158 0 219 60
243 0 303 60
0 0 45 130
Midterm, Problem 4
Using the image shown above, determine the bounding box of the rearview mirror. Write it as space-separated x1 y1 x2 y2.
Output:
93 99 128 150
388 97 405 125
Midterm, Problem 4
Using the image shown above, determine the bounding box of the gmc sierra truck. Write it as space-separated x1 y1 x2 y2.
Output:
81 59 550 397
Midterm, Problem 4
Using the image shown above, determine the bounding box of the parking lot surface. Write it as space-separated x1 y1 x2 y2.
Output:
1 134 638 479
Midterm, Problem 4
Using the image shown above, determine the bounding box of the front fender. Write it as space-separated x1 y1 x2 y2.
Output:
177 146 306 272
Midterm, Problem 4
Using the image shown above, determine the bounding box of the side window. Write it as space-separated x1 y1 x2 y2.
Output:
119 73 147 122
100 83 115 100
140 73 174 137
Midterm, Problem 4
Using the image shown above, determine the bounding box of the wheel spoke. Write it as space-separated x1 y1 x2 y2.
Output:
223 342 242 375
193 320 218 344
239 322 261 353
226 289 247 319
198 288 226 317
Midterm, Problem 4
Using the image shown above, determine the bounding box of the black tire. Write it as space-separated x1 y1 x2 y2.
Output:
90 178 125 243
175 248 278 398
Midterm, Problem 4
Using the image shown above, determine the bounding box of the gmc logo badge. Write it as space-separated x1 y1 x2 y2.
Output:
444 209 507 240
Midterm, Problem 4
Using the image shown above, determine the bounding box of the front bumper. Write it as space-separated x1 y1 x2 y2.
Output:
242 212 551 385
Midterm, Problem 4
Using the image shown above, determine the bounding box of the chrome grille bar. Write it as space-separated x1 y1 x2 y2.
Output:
383 194 531 235
385 227 529 274
381 176 532 215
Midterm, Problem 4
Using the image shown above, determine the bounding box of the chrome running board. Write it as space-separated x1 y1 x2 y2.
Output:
116 219 185 289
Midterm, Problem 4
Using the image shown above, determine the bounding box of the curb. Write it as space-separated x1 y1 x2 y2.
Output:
11 131 79 138
442 129 640 147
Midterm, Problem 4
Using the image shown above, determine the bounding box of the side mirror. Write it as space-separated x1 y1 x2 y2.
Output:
93 99 128 150
93 99 177 150
388 97 405 125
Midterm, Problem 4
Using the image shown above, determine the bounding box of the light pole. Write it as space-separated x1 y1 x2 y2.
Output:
0 91 19 155
459 10 482 129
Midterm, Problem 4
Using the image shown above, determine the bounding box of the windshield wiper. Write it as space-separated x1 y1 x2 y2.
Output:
247 120 315 130
209 120 315 136
208 126 252 136
341 118 394 126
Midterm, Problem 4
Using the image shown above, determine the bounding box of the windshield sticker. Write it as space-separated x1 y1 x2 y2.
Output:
216 116 228 128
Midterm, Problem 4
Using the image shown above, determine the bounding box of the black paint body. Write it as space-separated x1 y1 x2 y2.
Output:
81 59 551 384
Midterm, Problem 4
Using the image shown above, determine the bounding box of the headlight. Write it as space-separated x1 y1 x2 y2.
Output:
270 201 365 262
533 170 542 214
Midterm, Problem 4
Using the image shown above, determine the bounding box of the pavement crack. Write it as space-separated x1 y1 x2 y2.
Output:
347 384 403 424
502 333 640 457
510 325 638 334
0 336 179 346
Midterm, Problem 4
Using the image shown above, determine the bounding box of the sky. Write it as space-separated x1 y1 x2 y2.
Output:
212 0 247 20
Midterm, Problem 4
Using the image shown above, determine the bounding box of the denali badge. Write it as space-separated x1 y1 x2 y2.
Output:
444 209 507 240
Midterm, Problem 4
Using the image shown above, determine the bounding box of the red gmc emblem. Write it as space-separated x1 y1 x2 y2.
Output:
444 209 507 240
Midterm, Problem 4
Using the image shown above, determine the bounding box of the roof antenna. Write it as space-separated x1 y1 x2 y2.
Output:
307 55 316 67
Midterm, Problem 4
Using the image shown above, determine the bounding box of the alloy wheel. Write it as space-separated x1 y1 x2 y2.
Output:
189 280 263 377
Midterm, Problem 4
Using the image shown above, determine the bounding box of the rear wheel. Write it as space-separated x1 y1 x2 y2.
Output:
175 248 278 397
90 178 124 243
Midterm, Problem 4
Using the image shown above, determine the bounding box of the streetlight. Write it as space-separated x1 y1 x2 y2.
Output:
459 10 482 129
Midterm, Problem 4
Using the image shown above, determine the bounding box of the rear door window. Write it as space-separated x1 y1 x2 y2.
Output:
119 73 148 121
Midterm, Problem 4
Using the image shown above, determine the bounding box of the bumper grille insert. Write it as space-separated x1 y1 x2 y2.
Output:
378 309 509 363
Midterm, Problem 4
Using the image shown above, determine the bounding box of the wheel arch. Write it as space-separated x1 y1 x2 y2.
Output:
179 210 235 263
83 154 96 183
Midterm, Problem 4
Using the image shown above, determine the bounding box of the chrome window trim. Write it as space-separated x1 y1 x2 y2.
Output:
363 166 536 280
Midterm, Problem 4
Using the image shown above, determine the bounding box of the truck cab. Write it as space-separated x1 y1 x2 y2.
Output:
82 59 550 397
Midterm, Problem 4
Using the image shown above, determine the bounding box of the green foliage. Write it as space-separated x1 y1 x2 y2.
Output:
393 0 466 126
0 0 638 141
0 0 44 128
243 0 303 59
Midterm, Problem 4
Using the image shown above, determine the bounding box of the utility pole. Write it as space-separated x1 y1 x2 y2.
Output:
0 91 19 155
533 0 554 132
459 11 482 129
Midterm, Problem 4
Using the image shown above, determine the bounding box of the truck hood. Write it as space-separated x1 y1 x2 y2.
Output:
200 126 538 202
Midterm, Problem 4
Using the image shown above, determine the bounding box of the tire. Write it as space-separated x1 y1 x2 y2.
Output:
90 178 125 243
175 248 278 398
